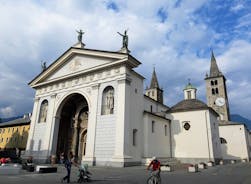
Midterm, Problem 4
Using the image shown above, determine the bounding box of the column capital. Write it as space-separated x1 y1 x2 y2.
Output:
34 97 40 102
118 78 131 85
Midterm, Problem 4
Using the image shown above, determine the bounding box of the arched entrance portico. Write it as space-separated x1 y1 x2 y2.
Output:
56 93 89 162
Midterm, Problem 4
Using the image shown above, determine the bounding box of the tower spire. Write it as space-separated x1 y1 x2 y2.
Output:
210 50 221 77
150 67 160 88
145 67 163 104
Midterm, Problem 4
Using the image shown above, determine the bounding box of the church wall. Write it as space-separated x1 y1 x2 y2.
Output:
124 71 144 162
208 111 222 160
143 96 168 113
26 95 55 161
248 132 251 155
168 110 220 164
101 68 145 167
94 81 117 163
219 124 250 161
143 113 171 159
26 64 128 163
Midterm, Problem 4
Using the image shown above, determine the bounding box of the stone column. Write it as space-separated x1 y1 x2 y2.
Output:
112 77 132 166
44 94 57 157
49 116 60 156
25 97 40 156
82 84 99 165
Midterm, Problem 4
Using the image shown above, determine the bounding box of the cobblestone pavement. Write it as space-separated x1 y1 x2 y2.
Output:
1 162 251 184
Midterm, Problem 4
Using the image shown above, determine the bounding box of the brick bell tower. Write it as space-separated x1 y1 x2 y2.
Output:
205 51 230 123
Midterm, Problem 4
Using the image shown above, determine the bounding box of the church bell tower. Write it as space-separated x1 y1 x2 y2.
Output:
205 51 230 123
145 68 163 103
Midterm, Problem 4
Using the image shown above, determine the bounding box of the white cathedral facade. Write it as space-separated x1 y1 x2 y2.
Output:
25 33 251 166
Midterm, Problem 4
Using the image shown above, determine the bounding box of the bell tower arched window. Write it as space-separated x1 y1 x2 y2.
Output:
212 88 215 95
38 100 48 123
101 86 114 115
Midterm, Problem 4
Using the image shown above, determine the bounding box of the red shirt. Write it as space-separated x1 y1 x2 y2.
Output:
149 160 160 171
0 158 7 163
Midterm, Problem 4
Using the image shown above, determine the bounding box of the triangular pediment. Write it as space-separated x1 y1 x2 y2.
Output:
46 54 116 81
29 47 139 87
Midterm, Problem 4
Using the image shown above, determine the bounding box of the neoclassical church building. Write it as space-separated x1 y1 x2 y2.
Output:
25 32 250 166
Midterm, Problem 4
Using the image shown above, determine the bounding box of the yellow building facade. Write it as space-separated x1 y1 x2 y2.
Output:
0 115 30 150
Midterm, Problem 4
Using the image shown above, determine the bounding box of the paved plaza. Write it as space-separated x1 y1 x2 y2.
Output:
1 162 251 184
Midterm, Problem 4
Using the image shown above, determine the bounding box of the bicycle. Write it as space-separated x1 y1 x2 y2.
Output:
147 171 161 184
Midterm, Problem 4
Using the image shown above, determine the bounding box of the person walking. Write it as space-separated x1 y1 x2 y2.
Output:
61 153 72 183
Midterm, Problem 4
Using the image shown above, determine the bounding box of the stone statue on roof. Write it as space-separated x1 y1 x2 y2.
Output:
117 30 128 49
41 61 46 71
76 29 84 43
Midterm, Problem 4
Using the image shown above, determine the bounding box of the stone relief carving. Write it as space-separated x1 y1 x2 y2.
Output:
70 59 82 71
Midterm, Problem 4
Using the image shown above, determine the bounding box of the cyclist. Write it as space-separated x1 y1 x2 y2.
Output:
147 156 161 177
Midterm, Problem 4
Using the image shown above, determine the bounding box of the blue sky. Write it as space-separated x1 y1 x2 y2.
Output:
0 0 251 119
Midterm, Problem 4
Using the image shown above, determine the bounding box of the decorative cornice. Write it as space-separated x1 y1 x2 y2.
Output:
35 66 122 95
51 93 57 98
34 97 40 102
31 58 126 88
117 76 132 85
91 83 100 90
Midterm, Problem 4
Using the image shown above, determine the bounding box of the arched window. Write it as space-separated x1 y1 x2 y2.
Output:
212 88 215 95
38 100 48 123
220 137 227 144
164 125 167 136
187 91 192 99
211 81 214 86
133 129 137 146
101 86 114 115
214 80 218 85
215 88 219 94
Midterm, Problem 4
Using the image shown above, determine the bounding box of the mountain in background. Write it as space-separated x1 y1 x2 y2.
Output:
230 114 251 130
0 116 22 123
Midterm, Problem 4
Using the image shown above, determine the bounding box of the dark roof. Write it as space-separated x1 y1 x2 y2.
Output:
167 99 218 116
0 116 30 128
150 68 159 89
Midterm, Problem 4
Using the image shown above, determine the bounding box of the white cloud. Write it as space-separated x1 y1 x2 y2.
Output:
0 0 250 120
0 106 15 118
230 3 244 12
